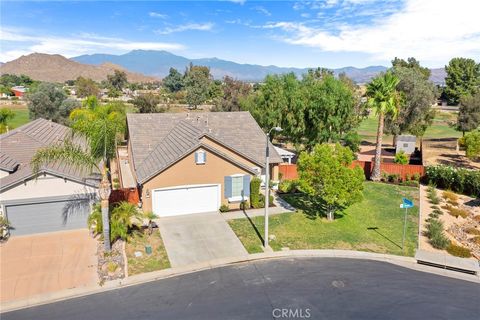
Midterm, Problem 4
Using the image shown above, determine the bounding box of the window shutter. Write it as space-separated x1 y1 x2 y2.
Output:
204 151 207 163
194 151 199 163
243 175 251 197
224 176 232 198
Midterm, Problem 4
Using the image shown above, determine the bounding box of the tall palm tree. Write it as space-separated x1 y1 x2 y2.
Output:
366 72 400 181
31 96 125 251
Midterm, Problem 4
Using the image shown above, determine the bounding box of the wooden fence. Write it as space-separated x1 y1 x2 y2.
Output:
110 188 140 204
279 161 424 181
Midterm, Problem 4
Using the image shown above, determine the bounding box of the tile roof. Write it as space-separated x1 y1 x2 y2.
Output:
0 118 99 191
127 111 282 183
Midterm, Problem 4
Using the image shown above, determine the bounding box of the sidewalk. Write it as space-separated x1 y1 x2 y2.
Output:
222 194 295 220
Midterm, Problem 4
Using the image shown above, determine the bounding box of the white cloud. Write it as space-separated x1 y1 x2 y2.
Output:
155 23 214 35
226 0 246 4
0 28 185 62
149 11 168 19
253 6 271 16
266 0 480 65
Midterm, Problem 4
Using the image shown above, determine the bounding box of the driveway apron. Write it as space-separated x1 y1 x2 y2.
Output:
158 212 248 267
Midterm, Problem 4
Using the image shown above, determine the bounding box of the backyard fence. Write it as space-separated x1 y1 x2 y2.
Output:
110 188 140 204
278 161 425 181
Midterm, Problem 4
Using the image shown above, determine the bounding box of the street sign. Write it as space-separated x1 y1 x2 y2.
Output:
400 198 414 250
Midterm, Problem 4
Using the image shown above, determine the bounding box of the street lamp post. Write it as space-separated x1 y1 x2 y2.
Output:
264 126 282 249
98 169 111 252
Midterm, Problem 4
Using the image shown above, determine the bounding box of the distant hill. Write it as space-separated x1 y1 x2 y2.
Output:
0 53 157 83
73 50 390 83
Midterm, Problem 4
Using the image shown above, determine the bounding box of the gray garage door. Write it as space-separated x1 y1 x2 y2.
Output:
5 197 92 236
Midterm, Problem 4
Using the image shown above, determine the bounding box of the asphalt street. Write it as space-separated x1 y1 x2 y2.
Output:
3 258 479 320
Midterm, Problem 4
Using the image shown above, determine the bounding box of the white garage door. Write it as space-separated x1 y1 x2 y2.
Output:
153 184 220 217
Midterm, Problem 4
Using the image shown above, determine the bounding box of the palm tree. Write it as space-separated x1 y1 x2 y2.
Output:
366 72 400 181
31 96 125 251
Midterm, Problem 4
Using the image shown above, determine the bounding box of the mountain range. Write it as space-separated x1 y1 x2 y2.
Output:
0 53 156 83
1 50 447 84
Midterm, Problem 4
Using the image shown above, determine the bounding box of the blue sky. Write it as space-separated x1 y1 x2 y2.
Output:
1 0 479 68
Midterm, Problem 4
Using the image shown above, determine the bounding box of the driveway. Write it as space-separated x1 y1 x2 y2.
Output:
158 212 248 267
0 229 97 303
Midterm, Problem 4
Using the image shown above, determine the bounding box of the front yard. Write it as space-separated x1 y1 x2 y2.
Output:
229 182 419 256
125 230 170 275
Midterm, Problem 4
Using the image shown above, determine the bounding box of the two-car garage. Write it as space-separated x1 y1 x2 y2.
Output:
152 184 220 217
3 195 93 236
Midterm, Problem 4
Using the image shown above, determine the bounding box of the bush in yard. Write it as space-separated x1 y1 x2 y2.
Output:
219 204 230 212
444 205 469 218
446 243 472 258
250 177 262 209
297 143 364 220
257 194 275 208
425 219 450 249
278 179 299 193
465 227 480 236
394 151 409 165
425 165 480 197
239 200 250 211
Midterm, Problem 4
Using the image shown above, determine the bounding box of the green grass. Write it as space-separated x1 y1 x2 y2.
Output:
229 182 419 256
126 230 170 275
357 113 461 142
5 108 30 129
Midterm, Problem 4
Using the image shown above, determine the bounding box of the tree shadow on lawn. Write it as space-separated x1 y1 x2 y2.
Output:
280 194 345 220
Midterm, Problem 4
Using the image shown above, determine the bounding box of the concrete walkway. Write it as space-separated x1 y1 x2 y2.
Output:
222 194 295 220
157 212 248 267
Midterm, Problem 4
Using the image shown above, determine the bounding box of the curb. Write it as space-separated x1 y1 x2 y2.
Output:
1 250 479 313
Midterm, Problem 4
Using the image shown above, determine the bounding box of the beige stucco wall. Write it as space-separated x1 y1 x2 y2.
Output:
0 174 96 202
142 147 252 212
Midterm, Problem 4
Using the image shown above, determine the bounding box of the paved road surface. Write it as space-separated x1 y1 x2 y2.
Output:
3 258 479 320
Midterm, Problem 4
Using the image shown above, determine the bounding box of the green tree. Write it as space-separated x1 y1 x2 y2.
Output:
460 130 480 160
107 70 128 91
386 64 436 137
0 74 34 87
75 76 100 98
456 92 480 135
297 144 364 220
445 58 480 105
132 93 166 113
0 108 15 133
26 82 80 124
213 76 252 112
31 98 125 252
391 57 431 79
163 67 184 92
184 65 212 109
366 72 400 181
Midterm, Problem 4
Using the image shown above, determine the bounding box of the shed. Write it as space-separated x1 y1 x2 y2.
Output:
396 135 416 154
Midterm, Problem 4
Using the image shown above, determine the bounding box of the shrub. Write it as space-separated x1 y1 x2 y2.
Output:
446 243 472 258
387 173 401 183
425 219 450 249
465 227 480 236
445 205 469 218
239 200 250 211
250 177 262 208
474 215 480 222
107 262 118 273
425 165 480 197
442 190 459 202
412 173 421 182
278 179 298 193
257 194 275 208
394 151 409 165
473 236 480 245
219 204 230 212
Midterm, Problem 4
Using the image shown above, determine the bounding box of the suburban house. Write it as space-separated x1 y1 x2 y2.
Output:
10 86 27 98
0 119 99 236
119 111 282 217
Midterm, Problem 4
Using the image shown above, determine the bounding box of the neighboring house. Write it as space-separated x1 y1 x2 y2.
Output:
274 146 296 164
11 86 27 98
121 112 282 217
0 119 99 236
396 135 416 155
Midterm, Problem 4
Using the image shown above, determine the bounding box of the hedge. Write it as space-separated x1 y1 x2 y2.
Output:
425 165 480 197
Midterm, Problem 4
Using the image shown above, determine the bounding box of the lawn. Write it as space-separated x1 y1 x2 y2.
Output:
125 230 170 275
228 182 419 256
5 108 30 129
357 112 460 143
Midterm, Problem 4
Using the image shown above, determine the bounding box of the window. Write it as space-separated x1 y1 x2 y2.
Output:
195 150 206 164
231 176 244 198
403 143 408 148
